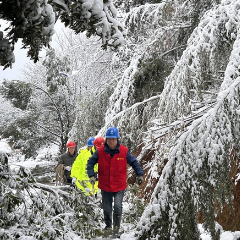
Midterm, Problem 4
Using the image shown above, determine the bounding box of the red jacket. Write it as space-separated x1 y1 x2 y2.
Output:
98 145 128 192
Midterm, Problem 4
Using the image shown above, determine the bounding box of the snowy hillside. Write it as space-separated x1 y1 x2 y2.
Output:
0 140 239 239
98 0 240 239
1 0 240 239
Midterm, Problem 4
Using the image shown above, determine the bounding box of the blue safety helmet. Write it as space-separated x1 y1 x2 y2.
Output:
87 137 95 146
105 127 120 138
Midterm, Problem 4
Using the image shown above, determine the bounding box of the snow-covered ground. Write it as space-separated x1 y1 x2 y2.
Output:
0 139 12 154
1 139 239 240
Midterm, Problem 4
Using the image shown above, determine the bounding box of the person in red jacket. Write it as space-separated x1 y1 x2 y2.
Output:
87 127 144 238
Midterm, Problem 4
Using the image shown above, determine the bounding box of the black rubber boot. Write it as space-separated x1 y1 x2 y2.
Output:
102 227 112 238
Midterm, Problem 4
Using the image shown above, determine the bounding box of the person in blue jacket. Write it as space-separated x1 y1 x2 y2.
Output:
87 126 144 238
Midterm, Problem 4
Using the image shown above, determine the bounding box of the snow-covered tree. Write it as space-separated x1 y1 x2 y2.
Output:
54 29 124 146
20 51 77 154
0 96 17 135
136 61 240 239
0 46 78 156
90 0 240 238
12 28 121 153
0 80 32 110
0 152 103 239
0 0 126 69
131 0 240 239
99 0 196 150
2 0 240 239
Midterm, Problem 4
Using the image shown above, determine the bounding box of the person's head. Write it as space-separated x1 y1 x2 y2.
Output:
87 137 95 150
93 136 105 149
66 141 76 155
105 127 119 150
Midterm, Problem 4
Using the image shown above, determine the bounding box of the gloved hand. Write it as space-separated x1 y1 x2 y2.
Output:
85 188 90 194
89 176 95 185
72 177 76 184
65 166 71 171
137 176 144 185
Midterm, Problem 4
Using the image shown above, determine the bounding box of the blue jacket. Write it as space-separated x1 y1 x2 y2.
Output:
87 142 143 178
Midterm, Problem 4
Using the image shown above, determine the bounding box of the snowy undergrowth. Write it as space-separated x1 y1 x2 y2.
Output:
1 146 147 240
1 141 240 240
0 153 103 240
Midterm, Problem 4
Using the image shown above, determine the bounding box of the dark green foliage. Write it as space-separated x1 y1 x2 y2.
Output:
0 0 125 69
0 0 53 63
198 156 220 240
0 31 14 69
43 49 71 93
190 0 220 28
193 20 235 98
123 184 147 225
1 113 51 158
176 188 200 240
137 162 176 240
213 20 236 77
133 55 167 102
1 124 22 142
0 80 32 110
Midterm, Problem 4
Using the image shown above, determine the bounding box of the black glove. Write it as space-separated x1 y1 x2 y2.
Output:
137 176 143 185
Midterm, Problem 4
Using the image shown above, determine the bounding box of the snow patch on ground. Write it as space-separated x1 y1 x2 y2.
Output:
0 139 12 154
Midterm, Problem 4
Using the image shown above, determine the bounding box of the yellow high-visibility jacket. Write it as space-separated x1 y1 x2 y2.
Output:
71 147 98 195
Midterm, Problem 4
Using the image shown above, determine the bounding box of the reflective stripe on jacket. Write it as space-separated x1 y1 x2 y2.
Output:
98 144 128 192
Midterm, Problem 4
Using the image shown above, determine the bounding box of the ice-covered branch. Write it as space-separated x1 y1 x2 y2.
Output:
157 0 239 123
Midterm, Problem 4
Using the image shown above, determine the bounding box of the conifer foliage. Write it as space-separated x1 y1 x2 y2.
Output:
137 75 240 239
134 1 240 239
0 0 126 68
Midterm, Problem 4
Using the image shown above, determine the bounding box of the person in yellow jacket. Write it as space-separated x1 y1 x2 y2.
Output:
71 137 96 195
71 137 105 196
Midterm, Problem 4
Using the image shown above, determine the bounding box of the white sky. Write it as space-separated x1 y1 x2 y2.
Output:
0 20 29 81
0 40 29 81
0 20 65 82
